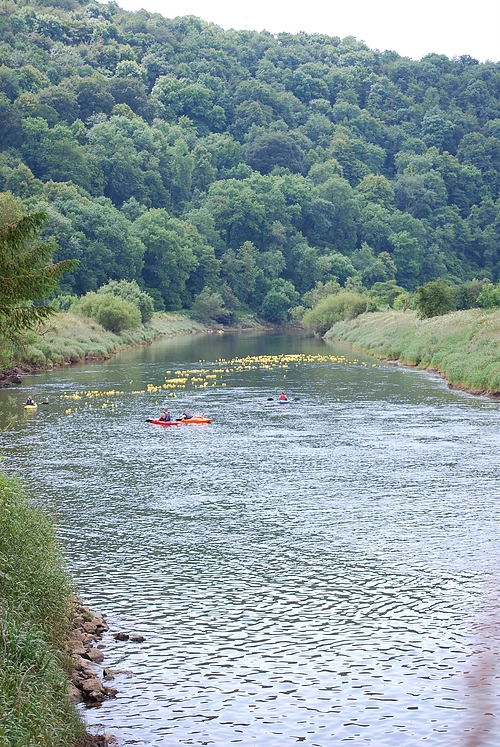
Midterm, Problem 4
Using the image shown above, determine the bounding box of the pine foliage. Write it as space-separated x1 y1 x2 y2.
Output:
0 213 77 334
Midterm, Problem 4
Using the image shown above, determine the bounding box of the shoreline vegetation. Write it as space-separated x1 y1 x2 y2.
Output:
324 308 500 397
0 312 206 382
0 473 120 747
0 472 87 746
0 310 263 386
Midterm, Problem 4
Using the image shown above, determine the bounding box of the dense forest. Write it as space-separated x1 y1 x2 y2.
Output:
1 0 500 323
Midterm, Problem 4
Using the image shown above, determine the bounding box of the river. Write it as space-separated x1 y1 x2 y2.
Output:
1 330 500 746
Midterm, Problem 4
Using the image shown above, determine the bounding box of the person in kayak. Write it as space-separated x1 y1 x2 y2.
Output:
159 408 171 421
178 409 193 420
25 395 36 405
278 392 288 401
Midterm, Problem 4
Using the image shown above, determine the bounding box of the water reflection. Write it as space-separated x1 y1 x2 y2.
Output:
1 331 500 745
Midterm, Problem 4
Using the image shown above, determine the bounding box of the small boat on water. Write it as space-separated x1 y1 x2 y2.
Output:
179 416 212 424
149 416 212 426
24 403 37 410
149 419 179 426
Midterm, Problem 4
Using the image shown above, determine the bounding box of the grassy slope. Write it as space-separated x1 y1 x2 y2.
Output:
20 312 206 368
325 309 500 395
0 473 86 747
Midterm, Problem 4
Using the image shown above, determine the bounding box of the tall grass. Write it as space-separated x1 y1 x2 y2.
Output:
326 309 500 394
0 473 86 746
12 311 206 368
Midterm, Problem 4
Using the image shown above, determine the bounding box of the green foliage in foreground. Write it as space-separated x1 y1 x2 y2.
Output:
326 309 500 394
0 211 77 334
0 473 85 746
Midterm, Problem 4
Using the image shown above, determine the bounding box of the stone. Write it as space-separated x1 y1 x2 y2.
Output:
81 677 105 695
68 683 83 703
68 641 87 656
130 634 145 643
86 648 104 664
71 654 91 671
103 668 133 680
114 632 129 641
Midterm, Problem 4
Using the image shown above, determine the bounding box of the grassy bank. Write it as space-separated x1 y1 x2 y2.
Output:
0 472 86 746
15 311 207 369
325 309 500 395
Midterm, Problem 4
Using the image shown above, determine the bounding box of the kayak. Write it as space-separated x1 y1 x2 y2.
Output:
179 417 212 425
24 404 37 410
149 417 212 426
149 419 179 427
278 399 289 404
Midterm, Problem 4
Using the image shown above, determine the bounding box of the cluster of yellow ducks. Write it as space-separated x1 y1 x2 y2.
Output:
58 353 378 417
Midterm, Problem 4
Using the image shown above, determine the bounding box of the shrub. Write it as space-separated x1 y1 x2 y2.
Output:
77 292 141 333
455 279 488 310
191 287 234 325
93 296 141 333
302 291 368 334
416 279 456 319
97 279 154 323
50 294 78 311
476 282 500 309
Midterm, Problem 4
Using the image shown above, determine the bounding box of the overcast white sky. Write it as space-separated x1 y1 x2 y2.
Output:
112 0 499 63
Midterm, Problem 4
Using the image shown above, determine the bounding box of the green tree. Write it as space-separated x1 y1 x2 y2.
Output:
131 209 198 309
245 132 305 175
0 211 76 335
191 287 235 325
416 279 456 318
476 283 500 309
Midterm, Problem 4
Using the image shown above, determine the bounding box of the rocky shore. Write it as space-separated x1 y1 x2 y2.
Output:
0 365 35 387
69 598 119 747
68 598 116 706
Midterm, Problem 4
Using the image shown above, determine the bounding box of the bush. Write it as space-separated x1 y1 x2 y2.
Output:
191 287 234 325
416 279 456 319
50 294 78 311
97 279 154 323
476 282 500 309
455 279 488 310
302 291 368 334
78 292 141 332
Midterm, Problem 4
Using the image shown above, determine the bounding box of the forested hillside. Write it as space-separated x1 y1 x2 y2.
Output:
1 0 500 322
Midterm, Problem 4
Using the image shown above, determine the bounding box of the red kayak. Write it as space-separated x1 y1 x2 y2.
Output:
149 419 179 426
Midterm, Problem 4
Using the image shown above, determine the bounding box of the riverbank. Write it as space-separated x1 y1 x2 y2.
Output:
0 311 267 387
325 308 500 396
0 471 87 746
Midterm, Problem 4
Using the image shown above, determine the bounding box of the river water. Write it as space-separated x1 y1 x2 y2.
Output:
2 330 500 746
